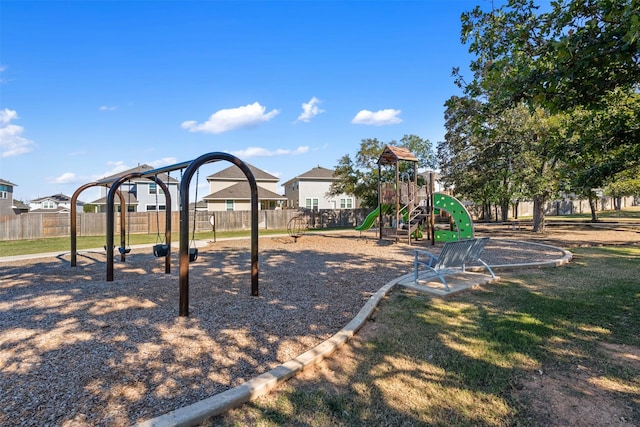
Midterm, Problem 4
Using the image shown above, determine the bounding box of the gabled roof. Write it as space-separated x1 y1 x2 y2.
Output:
207 163 279 182
12 200 29 211
282 166 336 185
99 164 179 183
31 193 77 203
378 145 418 165
0 178 17 187
202 182 286 201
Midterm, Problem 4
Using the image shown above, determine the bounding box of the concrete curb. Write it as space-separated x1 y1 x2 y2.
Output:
470 239 574 271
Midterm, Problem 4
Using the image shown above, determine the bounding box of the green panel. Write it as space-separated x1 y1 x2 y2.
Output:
432 193 474 242
435 230 459 242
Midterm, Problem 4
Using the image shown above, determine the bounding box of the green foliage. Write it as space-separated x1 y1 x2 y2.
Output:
444 0 640 229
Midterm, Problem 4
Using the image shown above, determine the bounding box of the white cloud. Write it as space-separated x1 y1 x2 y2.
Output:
296 97 324 122
351 109 402 126
229 146 309 158
48 172 79 184
0 108 36 158
181 102 280 134
0 108 18 125
148 157 178 168
99 105 117 111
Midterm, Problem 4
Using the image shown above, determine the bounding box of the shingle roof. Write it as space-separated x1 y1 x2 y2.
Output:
378 145 418 165
31 193 73 203
202 182 286 201
297 166 335 179
206 163 279 182
281 166 335 186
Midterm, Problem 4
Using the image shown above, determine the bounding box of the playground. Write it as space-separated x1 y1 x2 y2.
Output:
2 223 638 426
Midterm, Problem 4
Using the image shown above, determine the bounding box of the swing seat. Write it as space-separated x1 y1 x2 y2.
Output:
153 243 169 257
118 246 131 255
104 245 116 251
189 247 198 262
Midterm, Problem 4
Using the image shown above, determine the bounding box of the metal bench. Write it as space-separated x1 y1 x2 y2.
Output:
414 237 495 291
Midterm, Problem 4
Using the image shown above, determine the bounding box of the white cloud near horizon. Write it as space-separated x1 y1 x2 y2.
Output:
0 108 36 158
48 172 79 184
351 109 402 126
296 97 324 122
181 102 280 134
229 146 309 158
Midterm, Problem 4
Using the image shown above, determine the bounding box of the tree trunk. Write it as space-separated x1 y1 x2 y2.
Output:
532 195 546 233
500 201 509 222
588 194 599 222
614 196 622 210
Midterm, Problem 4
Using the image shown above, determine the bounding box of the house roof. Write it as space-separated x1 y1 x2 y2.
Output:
30 208 71 214
31 193 81 204
99 164 179 184
207 163 279 182
202 182 286 201
0 178 17 187
12 200 29 211
378 145 418 165
281 166 335 186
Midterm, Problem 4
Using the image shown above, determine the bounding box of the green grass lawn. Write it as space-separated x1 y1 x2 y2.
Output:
210 245 640 426
0 228 346 257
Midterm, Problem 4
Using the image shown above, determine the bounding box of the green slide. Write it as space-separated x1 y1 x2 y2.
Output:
356 204 389 231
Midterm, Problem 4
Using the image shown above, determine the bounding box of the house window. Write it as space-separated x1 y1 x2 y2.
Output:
0 191 7 199
148 183 157 195
226 200 234 211
340 198 353 209
305 198 318 210
146 205 166 211
42 200 55 209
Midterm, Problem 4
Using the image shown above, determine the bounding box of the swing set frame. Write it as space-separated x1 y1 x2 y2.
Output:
69 152 260 317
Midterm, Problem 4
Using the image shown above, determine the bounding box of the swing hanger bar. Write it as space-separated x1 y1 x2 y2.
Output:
137 160 195 180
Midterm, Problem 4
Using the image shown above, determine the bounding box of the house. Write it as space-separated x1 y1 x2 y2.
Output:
0 178 17 215
202 163 287 211
89 164 180 213
282 166 357 210
29 193 84 213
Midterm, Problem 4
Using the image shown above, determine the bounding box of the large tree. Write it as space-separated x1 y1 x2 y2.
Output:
330 135 436 209
448 0 640 230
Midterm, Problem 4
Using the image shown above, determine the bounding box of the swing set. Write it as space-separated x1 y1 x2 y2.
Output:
69 152 259 317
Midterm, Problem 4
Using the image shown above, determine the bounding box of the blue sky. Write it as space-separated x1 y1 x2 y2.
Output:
1 0 485 202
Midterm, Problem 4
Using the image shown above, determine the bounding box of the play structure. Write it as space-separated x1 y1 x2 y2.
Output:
356 145 475 244
70 152 260 317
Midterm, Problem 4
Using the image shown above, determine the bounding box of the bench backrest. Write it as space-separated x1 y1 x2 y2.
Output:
434 237 489 269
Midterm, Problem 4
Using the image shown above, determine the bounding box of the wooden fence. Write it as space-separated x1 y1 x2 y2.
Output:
0 209 369 241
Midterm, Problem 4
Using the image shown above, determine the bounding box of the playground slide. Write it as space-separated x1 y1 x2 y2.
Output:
356 205 389 231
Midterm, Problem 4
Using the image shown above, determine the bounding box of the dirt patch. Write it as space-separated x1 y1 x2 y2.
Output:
515 362 638 426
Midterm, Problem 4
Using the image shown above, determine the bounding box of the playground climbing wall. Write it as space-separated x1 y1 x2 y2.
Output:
433 193 474 242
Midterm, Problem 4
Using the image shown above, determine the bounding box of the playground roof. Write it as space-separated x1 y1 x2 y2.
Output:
378 145 418 165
